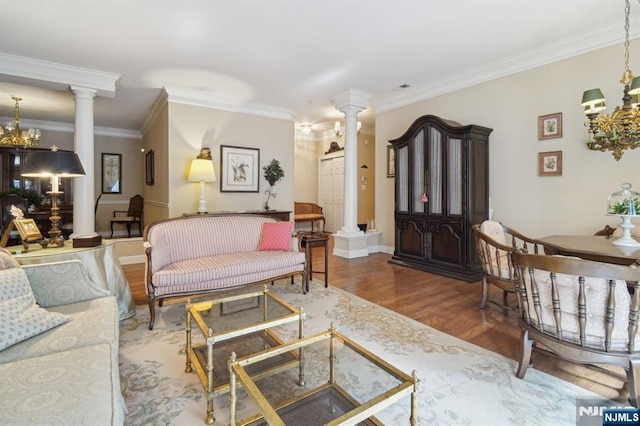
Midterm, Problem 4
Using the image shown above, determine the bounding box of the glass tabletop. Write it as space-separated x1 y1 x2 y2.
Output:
229 327 418 426
187 284 302 343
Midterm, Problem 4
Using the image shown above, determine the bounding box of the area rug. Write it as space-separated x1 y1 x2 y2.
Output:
119 280 603 425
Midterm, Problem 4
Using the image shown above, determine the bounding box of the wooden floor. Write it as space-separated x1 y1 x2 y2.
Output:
123 235 629 404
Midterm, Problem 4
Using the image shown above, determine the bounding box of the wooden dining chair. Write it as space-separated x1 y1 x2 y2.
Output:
511 252 640 406
110 194 143 238
472 221 545 310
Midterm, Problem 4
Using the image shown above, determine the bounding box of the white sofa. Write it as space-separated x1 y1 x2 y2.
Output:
144 214 307 329
0 251 125 425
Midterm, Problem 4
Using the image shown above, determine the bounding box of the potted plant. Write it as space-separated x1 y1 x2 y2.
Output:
0 188 45 210
263 159 284 187
263 159 284 210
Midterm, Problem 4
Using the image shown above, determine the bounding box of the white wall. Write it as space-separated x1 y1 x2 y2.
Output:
293 131 319 203
375 39 640 249
167 102 295 218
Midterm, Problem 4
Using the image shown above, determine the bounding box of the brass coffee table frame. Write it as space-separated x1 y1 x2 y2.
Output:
185 285 305 424
229 325 419 426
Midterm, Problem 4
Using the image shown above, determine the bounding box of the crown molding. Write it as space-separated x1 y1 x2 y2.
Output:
0 53 120 98
374 16 640 113
140 89 168 136
0 115 141 139
164 87 296 121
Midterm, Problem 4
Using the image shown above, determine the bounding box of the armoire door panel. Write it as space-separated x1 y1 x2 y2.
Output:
397 219 425 259
427 222 463 266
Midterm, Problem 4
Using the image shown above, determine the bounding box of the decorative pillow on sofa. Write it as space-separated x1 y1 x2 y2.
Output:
0 248 20 270
0 267 70 351
258 221 294 251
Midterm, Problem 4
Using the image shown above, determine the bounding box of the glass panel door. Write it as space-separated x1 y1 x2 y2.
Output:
412 130 424 213
448 138 462 215
428 127 442 214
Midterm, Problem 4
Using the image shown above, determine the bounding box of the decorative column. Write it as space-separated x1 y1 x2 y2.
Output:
332 89 372 258
71 86 97 237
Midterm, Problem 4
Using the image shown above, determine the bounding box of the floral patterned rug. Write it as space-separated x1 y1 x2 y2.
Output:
119 280 603 425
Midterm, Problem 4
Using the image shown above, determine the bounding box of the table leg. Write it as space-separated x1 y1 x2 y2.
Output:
185 305 193 373
323 240 328 288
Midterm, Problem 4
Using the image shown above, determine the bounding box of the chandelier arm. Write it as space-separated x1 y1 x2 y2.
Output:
582 0 640 161
0 96 41 149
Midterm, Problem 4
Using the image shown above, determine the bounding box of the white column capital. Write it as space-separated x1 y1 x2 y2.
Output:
332 89 372 114
70 86 98 100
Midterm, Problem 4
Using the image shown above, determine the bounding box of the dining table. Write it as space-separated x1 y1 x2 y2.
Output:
538 234 640 266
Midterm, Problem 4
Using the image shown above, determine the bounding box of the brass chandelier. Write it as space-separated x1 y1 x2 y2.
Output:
581 0 640 161
0 96 42 149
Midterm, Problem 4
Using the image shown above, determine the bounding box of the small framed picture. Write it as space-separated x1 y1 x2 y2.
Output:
101 153 122 194
386 145 395 178
538 112 562 140
538 151 563 177
220 145 260 192
13 218 43 241
145 150 155 186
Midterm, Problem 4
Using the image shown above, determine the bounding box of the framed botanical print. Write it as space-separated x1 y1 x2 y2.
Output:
538 113 562 140
101 153 122 194
220 145 260 192
538 151 562 176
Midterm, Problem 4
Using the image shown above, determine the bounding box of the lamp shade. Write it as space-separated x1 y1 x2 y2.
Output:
630 76 640 96
581 88 606 107
22 150 86 177
187 159 216 182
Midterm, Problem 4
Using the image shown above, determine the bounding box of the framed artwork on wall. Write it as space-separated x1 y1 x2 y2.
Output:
220 145 260 192
386 145 395 178
538 151 562 176
101 153 122 194
145 150 154 186
538 112 562 140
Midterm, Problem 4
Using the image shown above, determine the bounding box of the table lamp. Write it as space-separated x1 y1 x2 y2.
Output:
187 158 216 214
22 146 86 247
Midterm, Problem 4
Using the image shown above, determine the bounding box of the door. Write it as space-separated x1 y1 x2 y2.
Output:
318 155 344 233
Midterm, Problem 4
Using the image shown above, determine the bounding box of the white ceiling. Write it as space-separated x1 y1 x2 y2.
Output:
0 0 639 136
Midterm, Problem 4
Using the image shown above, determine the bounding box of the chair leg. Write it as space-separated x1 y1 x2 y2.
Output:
627 357 640 407
148 296 157 330
127 223 132 238
480 277 489 309
138 221 142 237
110 223 114 238
516 329 533 378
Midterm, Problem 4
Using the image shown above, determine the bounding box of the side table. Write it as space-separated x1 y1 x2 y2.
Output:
298 231 329 292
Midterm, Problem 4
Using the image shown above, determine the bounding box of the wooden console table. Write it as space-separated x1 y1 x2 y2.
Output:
183 210 291 221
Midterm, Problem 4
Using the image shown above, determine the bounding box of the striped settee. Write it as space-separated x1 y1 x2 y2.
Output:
143 214 307 329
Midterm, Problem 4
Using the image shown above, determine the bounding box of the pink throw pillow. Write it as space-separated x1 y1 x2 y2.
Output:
258 222 293 251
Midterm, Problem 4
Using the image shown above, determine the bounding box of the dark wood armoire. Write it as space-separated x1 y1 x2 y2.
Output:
388 115 492 282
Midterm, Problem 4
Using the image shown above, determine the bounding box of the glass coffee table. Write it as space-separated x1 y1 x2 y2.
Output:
228 325 419 426
185 284 305 424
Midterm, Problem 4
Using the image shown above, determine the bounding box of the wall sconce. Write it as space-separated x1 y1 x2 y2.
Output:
187 156 216 214
22 146 85 247
334 121 362 137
